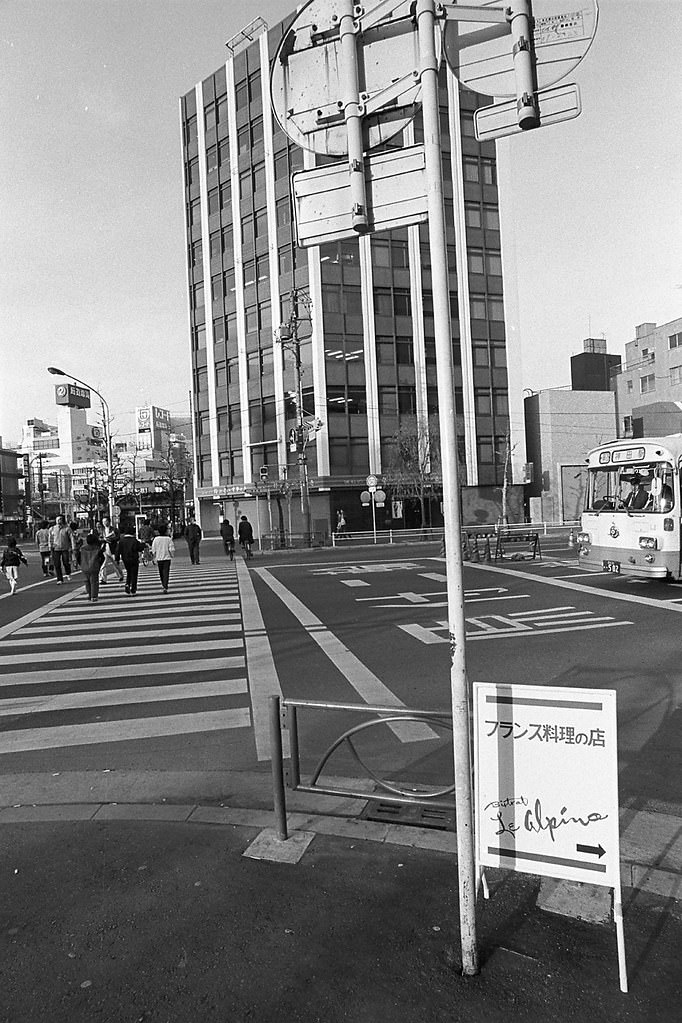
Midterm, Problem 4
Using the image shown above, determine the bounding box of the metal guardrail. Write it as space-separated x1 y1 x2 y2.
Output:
269 696 454 841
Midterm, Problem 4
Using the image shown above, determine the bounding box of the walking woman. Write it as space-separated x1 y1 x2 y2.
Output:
151 522 175 593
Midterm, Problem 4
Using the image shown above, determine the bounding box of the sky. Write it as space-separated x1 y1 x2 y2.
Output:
1 0 680 448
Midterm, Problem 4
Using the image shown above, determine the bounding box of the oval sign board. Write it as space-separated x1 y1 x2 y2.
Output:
444 0 598 99
270 0 441 157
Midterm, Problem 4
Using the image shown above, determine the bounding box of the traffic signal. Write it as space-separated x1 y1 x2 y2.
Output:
260 466 269 481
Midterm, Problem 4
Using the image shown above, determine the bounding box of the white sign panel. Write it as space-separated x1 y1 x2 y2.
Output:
474 683 620 887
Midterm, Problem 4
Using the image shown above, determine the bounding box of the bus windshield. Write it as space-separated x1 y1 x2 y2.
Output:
587 462 675 513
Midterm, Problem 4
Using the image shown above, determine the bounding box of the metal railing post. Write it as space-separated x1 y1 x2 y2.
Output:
269 695 288 841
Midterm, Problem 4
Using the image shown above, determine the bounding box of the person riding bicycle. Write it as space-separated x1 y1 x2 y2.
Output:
220 518 236 561
238 515 254 559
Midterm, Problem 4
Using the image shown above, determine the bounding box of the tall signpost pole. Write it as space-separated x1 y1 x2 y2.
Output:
416 0 478 976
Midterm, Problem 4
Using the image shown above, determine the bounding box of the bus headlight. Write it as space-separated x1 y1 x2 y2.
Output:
577 532 591 545
664 518 674 531
639 536 657 550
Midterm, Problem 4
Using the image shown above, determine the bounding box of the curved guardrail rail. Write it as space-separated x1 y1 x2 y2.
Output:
268 696 456 840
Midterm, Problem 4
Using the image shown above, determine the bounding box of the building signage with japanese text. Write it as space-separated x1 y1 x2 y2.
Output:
473 683 621 887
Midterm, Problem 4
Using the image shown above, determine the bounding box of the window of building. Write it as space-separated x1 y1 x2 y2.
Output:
489 297 505 321
668 331 682 349
191 241 203 268
215 363 227 389
184 115 197 146
274 151 288 181
623 415 632 434
491 345 506 368
379 386 397 414
199 412 211 436
235 79 248 111
245 306 259 334
200 456 212 485
469 250 484 274
278 246 292 276
473 345 489 367
398 386 416 414
189 198 201 226
475 390 492 416
253 162 266 195
276 197 291 227
372 238 391 267
486 252 502 275
482 205 500 230
254 206 267 240
391 239 409 268
322 287 342 314
251 117 264 147
640 373 656 394
248 70 262 105
394 289 411 317
493 391 509 416
206 146 218 175
208 188 220 216
396 339 414 365
237 125 250 156
193 284 205 309
481 158 496 185
470 295 486 319
195 366 208 392
256 254 269 282
218 139 230 173
477 435 494 464
670 365 682 386
626 379 633 393
463 157 479 182
220 182 231 210
465 203 481 228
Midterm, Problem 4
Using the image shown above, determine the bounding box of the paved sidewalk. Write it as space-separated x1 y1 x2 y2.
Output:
2 800 681 1023
2 770 682 1022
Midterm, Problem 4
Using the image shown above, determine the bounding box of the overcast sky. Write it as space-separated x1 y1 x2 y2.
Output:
1 0 680 447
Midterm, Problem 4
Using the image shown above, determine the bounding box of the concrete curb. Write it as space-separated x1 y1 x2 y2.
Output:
1 796 680 904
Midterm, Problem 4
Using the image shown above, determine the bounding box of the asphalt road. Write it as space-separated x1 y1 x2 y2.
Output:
1 537 680 815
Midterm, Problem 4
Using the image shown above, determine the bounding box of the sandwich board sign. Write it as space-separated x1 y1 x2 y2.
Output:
473 682 627 991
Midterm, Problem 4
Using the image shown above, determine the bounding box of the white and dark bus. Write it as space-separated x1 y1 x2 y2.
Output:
578 434 682 580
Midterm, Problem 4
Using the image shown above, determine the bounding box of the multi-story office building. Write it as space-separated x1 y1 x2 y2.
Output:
611 317 682 438
180 13 521 536
0 439 22 538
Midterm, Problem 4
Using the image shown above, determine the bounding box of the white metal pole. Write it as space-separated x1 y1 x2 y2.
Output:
416 0 478 976
338 0 369 232
371 494 377 543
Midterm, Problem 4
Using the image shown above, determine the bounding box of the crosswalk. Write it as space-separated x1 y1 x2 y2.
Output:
0 562 253 755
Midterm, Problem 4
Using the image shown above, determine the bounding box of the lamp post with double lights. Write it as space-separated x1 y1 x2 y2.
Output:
47 367 116 523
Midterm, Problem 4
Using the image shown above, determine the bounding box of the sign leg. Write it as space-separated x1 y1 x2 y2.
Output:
614 885 628 993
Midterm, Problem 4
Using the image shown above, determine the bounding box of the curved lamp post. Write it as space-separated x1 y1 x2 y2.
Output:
47 366 116 523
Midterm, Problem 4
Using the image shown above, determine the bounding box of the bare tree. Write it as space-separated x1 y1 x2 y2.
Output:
152 441 191 530
384 415 442 529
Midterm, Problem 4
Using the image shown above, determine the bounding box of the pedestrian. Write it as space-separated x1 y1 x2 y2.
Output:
185 517 202 564
49 514 76 584
79 532 105 602
35 520 53 576
336 509 346 534
151 522 175 593
117 524 147 596
238 515 254 559
69 520 84 568
1 537 28 595
138 518 154 544
98 516 123 585
220 518 235 560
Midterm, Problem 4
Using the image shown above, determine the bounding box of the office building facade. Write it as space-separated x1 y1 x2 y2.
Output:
180 13 520 537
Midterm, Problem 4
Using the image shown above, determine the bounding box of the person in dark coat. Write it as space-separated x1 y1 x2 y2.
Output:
186 518 203 565
1 537 28 594
118 525 147 596
237 515 254 559
220 518 235 560
80 533 105 602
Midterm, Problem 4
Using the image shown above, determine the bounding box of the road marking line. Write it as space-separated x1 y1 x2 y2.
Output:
3 624 243 647
399 620 631 644
21 614 241 632
470 561 682 612
40 600 241 619
0 588 79 640
0 679 249 717
254 568 437 744
235 557 287 762
0 656 245 688
340 579 370 587
3 639 243 664
0 708 252 755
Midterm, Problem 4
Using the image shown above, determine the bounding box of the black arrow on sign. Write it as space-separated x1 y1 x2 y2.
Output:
576 843 606 858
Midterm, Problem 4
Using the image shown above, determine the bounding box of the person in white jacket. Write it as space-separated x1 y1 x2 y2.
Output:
150 522 175 593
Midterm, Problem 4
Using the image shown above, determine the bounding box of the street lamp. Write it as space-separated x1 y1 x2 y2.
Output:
47 366 116 523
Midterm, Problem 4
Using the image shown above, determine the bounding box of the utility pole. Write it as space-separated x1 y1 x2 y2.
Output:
277 289 312 544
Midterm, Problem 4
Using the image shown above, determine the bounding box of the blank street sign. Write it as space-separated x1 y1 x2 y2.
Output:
475 81 582 141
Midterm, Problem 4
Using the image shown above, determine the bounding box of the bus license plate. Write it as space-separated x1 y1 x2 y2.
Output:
603 560 621 574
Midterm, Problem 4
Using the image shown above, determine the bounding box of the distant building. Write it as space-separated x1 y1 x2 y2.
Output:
611 317 682 437
0 439 22 537
570 338 621 391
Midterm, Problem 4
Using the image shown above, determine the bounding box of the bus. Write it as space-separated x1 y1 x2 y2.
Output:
578 434 682 580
